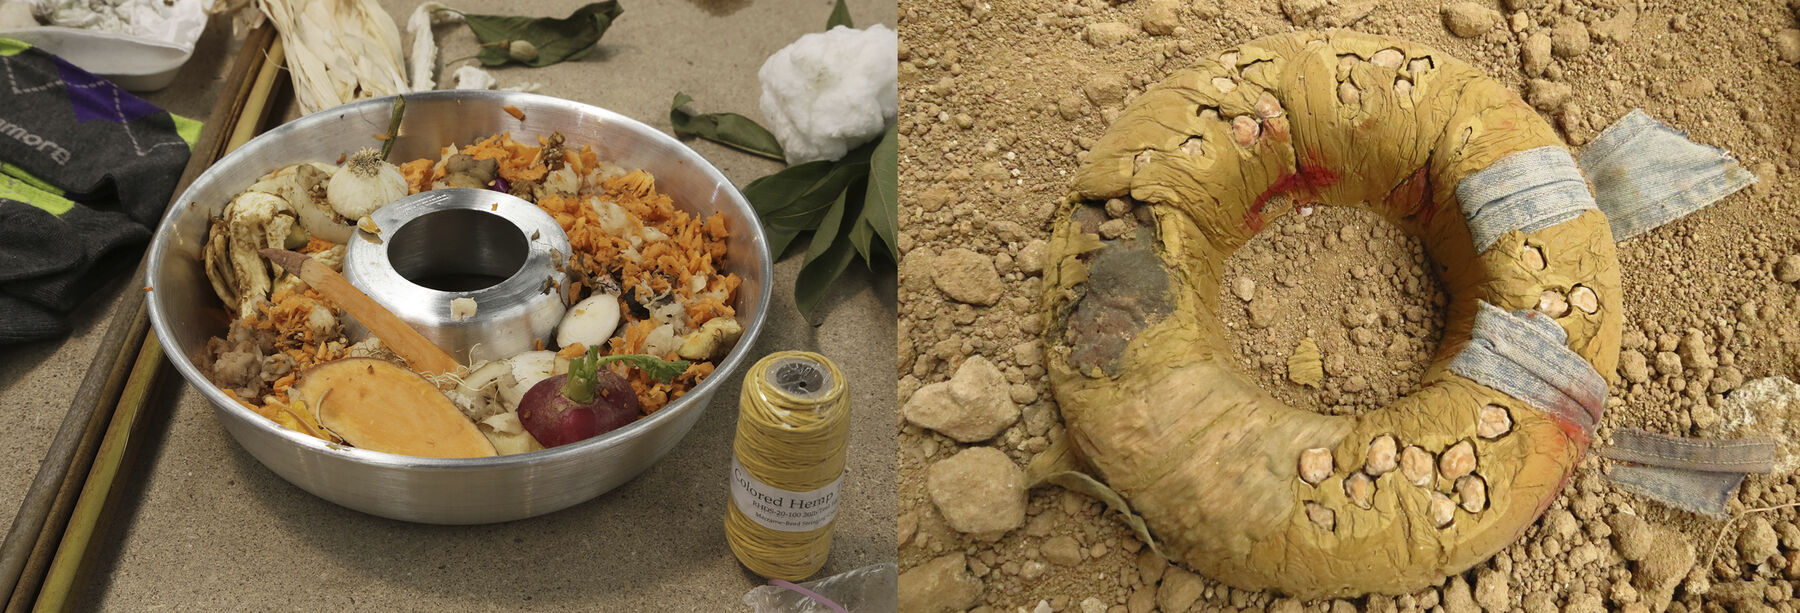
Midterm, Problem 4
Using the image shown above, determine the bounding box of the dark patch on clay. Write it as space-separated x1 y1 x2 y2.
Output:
1064 219 1173 377
1074 205 1107 235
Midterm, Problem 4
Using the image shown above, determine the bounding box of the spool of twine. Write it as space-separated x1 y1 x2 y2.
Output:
725 351 851 581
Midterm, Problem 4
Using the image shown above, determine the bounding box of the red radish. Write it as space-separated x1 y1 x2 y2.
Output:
517 347 641 447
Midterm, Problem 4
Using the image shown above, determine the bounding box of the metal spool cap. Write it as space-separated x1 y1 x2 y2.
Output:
342 188 570 364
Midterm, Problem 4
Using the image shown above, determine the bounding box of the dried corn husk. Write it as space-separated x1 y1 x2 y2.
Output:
405 1 459 92
258 0 409 114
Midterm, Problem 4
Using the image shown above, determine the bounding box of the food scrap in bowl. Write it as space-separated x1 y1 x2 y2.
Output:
199 131 744 457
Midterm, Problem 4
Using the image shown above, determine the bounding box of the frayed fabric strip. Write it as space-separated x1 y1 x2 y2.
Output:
1579 109 1758 242
1607 464 1744 517
1447 302 1608 438
1455 146 1597 254
1596 428 1773 515
1597 428 1777 474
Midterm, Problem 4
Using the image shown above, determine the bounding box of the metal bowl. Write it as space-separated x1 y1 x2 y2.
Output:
145 91 772 524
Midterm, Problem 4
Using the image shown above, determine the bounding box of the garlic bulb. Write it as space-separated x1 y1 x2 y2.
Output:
327 148 408 220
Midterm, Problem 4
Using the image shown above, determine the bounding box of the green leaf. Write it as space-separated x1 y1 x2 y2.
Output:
670 92 785 162
456 2 624 68
742 161 835 257
795 189 861 320
807 189 851 263
827 0 853 29
862 124 899 262
742 160 833 214
594 354 690 383
848 213 874 265
742 141 876 247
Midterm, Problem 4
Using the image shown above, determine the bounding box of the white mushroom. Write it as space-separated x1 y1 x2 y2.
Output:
556 293 622 349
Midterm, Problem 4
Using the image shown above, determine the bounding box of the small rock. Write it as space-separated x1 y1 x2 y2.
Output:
1157 568 1205 613
1634 527 1695 610
1079 597 1108 613
1443 575 1478 613
899 554 983 613
1551 21 1591 58
1528 79 1572 112
1547 508 1579 539
1249 298 1278 328
1738 517 1780 564
1099 218 1135 240
1521 32 1553 77
1522 591 1556 613
902 356 1019 443
932 248 1003 306
1233 277 1256 302
1018 240 1047 275
1610 513 1653 561
1777 29 1800 64
926 447 1026 536
1083 71 1128 108
1677 76 1715 99
1590 4 1637 43
1085 22 1135 47
1043 535 1083 566
1127 589 1156 613
1619 349 1650 383
1135 548 1166 585
1140 0 1182 35
1678 328 1716 369
1269 598 1304 613
1654 351 1683 377
1442 2 1502 38
1565 592 1605 613
1439 440 1477 480
1279 0 1328 25
1776 254 1800 283
1474 567 1509 611
1690 402 1719 430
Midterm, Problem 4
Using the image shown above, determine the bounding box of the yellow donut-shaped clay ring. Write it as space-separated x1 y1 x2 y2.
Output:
1040 31 1622 598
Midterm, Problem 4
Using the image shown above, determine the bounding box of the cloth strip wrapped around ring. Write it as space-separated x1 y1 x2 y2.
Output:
1039 30 1623 598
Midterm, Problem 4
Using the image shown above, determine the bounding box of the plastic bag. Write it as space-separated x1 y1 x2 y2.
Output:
742 562 897 613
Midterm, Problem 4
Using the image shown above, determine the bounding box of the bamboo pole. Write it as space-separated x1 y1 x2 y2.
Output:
3 28 287 613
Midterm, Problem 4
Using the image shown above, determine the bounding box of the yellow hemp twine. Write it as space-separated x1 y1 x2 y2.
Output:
725 351 850 581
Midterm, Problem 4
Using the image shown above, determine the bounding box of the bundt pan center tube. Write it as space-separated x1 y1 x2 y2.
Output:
1040 31 1622 598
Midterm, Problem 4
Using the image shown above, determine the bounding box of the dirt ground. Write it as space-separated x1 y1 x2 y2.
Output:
895 0 1800 611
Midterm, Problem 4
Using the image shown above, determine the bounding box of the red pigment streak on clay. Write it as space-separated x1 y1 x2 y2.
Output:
1243 155 1339 232
1390 166 1439 224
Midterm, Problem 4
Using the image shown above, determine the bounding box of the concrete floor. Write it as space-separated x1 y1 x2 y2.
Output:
0 0 896 609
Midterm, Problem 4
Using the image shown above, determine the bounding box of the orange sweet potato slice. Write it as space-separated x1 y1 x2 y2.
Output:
292 358 496 458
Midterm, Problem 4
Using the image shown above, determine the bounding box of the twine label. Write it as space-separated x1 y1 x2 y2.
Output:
731 457 841 532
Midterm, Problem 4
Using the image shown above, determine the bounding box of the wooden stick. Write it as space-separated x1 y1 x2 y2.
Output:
30 336 166 613
0 23 281 613
260 248 461 376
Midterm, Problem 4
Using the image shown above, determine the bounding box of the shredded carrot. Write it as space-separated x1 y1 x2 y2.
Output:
502 105 525 120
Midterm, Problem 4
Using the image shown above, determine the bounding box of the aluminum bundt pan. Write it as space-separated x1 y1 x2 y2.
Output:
144 90 773 524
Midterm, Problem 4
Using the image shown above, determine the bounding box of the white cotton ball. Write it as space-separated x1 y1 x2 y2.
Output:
452 65 496 90
757 24 898 164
